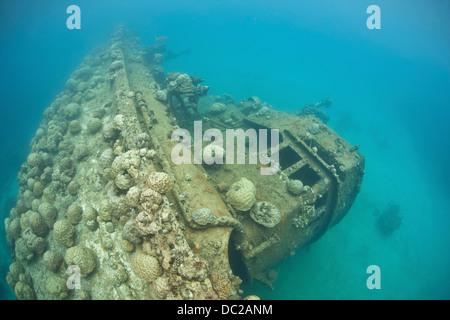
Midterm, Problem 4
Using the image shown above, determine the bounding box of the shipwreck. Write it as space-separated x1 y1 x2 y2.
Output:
4 26 364 300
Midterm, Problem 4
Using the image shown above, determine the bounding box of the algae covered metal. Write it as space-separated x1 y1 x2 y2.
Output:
4 26 364 299
200 97 365 287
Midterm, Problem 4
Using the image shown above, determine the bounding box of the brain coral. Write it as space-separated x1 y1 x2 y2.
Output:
87 118 102 134
53 220 75 247
28 211 48 237
63 103 81 120
286 179 303 195
82 206 98 231
7 218 21 240
27 153 42 168
146 172 174 194
43 249 63 272
38 202 58 228
131 252 162 282
44 275 68 299
68 120 81 134
67 204 83 225
14 281 35 300
64 246 96 276
226 178 256 211
67 181 80 196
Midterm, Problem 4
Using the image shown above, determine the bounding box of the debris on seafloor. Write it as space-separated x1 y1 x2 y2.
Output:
374 203 402 237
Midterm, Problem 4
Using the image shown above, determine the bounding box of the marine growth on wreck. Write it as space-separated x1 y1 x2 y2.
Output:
4 26 364 300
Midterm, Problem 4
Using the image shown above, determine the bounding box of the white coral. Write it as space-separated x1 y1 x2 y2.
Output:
131 252 162 282
146 172 174 194
226 178 256 211
113 114 126 131
111 150 141 181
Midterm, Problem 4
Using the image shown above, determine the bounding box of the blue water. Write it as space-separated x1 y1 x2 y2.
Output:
1 0 449 300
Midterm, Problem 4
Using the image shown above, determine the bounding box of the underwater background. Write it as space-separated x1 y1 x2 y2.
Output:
0 0 449 299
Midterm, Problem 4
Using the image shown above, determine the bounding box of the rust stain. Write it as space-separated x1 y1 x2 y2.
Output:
196 173 206 180
217 209 226 216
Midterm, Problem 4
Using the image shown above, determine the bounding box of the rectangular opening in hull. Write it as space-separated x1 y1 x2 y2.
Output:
279 146 302 170
289 164 321 187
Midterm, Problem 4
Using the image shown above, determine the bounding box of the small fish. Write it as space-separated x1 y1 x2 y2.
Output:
155 36 168 41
